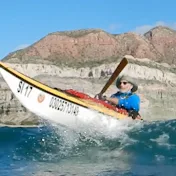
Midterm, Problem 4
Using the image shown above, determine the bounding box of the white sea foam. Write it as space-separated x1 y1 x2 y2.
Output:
150 133 172 148
45 114 144 152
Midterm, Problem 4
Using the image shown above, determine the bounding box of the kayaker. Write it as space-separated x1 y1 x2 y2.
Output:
97 75 141 119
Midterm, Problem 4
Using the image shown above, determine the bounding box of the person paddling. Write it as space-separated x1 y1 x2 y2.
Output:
97 75 141 119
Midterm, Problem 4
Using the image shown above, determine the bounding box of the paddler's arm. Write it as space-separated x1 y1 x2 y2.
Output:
97 94 119 105
105 97 119 105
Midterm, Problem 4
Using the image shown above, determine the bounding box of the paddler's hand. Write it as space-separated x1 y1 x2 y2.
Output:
128 110 141 120
95 94 107 101
101 95 107 101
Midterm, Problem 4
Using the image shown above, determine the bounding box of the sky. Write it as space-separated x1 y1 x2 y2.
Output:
0 0 176 59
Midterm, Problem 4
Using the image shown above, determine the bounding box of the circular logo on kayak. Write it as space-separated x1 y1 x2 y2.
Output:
37 93 45 103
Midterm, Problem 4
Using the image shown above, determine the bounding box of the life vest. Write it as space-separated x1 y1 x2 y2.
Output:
112 91 142 120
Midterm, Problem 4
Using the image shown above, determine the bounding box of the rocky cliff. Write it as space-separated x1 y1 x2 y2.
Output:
1 26 176 125
0 55 176 125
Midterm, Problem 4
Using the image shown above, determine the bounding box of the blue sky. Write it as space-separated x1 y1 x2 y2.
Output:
0 0 175 59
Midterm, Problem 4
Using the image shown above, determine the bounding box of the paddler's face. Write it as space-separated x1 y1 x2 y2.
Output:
119 79 133 92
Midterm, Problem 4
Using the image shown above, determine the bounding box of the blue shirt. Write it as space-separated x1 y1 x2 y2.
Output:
110 91 140 112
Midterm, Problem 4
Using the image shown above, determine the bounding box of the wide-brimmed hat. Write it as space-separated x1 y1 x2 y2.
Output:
116 75 138 92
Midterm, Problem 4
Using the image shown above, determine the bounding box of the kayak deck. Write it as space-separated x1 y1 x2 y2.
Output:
62 89 129 115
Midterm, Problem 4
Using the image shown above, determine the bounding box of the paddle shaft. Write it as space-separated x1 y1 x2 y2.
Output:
99 57 128 95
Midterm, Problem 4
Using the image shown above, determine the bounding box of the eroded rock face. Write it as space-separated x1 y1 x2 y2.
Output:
144 26 176 64
0 56 176 125
3 56 176 85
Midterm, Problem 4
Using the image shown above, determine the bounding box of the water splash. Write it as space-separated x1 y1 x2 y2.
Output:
1 118 176 176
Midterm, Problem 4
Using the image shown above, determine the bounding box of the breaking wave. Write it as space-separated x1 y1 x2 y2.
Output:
1 118 176 175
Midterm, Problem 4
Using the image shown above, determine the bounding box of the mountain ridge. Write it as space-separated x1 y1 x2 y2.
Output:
3 26 176 66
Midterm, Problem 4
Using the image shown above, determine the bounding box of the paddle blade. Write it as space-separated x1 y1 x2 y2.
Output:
99 57 128 95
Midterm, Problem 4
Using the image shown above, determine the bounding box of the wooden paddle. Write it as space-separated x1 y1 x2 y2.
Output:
98 57 128 96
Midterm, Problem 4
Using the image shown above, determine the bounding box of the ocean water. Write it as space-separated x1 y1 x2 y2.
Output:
1 118 176 176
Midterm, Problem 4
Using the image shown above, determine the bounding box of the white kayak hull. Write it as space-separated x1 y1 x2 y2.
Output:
0 62 129 128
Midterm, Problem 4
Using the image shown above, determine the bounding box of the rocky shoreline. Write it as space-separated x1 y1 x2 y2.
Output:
0 55 176 126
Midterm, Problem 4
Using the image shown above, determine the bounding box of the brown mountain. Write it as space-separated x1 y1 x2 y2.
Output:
2 26 176 66
144 26 176 64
